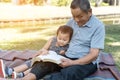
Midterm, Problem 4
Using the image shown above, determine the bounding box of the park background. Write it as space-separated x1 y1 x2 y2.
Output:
0 0 120 71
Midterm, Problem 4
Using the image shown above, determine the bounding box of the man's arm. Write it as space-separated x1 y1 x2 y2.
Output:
74 48 99 65
60 48 99 67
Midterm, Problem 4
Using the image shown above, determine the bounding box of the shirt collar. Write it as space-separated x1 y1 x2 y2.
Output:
83 15 94 28
74 15 95 28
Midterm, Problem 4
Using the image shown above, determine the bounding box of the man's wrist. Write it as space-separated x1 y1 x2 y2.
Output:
71 60 80 65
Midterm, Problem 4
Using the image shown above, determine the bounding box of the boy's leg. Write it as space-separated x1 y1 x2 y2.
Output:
12 60 32 79
13 60 31 73
45 63 97 80
22 61 62 80
22 72 36 80
23 68 31 76
13 64 28 73
11 69 31 79
0 59 32 78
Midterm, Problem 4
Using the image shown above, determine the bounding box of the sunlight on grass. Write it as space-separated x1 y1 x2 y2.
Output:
107 42 120 46
105 36 116 42
0 23 63 50
0 25 59 42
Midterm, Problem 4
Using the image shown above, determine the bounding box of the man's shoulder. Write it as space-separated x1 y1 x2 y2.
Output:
66 18 75 25
90 15 104 27
91 15 103 24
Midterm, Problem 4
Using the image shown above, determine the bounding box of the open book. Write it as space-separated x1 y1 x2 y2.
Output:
32 50 67 65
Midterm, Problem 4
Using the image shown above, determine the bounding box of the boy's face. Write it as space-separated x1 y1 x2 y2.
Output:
71 7 92 26
57 31 70 46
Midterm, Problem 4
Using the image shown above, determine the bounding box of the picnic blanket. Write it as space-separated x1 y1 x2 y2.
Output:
0 50 120 80
85 52 120 80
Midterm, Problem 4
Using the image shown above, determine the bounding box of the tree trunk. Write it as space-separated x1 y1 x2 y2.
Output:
116 0 120 6
109 0 114 5
95 0 103 7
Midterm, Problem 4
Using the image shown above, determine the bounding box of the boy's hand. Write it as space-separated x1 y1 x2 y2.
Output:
33 49 48 57
41 49 48 55
33 50 42 57
59 50 65 55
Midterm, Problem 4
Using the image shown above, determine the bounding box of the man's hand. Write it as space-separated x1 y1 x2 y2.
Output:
60 58 75 67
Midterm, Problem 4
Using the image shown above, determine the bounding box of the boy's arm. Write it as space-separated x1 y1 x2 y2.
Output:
42 37 53 50
34 37 54 57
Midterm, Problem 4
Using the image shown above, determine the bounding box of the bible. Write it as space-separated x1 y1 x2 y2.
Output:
32 50 67 65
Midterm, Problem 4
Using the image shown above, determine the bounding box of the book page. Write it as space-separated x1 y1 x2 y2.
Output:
38 50 66 64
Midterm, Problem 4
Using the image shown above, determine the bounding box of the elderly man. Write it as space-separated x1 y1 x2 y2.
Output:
20 0 105 80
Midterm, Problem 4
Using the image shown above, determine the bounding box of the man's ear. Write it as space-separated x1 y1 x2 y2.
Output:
88 9 92 16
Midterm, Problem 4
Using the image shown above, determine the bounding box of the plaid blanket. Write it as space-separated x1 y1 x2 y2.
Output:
0 50 120 80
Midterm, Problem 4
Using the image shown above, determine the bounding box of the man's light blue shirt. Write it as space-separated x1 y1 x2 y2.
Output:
65 15 105 64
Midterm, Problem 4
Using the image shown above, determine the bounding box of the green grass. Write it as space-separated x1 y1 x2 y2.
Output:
0 23 120 70
0 23 61 50
104 24 120 70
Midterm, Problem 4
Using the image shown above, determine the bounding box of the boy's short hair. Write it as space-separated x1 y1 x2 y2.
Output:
57 25 73 41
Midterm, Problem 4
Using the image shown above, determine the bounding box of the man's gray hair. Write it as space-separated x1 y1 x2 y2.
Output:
70 0 91 13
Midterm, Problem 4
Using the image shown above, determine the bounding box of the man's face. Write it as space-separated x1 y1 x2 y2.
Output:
71 8 92 26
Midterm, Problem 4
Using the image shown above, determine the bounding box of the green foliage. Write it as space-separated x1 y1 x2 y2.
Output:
51 0 72 6
90 0 109 6
37 0 44 6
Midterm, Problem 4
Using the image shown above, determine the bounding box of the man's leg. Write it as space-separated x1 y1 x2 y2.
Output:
45 63 97 80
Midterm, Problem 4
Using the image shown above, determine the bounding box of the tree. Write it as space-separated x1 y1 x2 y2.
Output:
95 0 120 6
95 0 103 7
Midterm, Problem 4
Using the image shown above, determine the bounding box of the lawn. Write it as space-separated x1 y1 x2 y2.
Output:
0 23 60 50
0 23 120 70
104 24 120 70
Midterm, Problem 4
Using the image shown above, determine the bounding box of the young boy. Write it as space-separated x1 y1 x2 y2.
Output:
0 25 73 79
